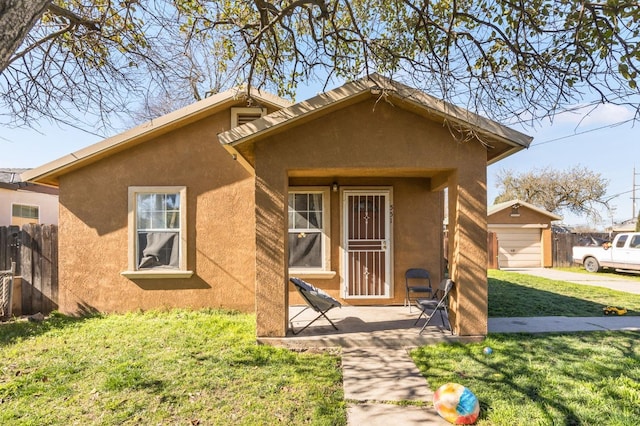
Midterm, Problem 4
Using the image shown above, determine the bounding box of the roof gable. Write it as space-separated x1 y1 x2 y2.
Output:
218 74 532 169
22 88 292 186
488 199 562 221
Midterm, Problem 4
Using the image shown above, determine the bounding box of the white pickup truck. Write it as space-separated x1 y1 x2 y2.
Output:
572 232 640 272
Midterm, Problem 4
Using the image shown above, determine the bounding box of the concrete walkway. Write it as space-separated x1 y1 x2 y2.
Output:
343 347 449 425
504 267 640 294
489 315 640 333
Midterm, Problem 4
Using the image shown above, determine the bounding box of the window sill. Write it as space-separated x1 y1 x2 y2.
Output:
121 270 194 279
288 270 336 279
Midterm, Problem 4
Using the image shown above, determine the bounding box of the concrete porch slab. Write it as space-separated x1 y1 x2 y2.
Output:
258 306 484 348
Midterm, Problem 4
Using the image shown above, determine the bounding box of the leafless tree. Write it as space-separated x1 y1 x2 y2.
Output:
1 1 640 133
493 165 610 220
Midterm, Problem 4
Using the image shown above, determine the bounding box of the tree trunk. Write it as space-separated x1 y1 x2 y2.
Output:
0 0 52 73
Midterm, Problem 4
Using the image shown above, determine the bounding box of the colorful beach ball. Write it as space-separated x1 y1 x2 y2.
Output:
433 382 480 424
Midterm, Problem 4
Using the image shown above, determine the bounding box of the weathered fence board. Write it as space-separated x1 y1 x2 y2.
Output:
20 226 33 314
0 226 20 274
0 225 58 316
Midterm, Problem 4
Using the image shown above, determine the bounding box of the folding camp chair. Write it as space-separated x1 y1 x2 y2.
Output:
414 279 454 335
289 277 342 335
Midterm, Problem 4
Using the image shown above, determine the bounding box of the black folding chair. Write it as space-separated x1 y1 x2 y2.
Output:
289 277 342 335
414 279 454 335
405 268 433 312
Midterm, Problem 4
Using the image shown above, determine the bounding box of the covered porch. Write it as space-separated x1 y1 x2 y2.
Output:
258 305 483 348
217 75 532 339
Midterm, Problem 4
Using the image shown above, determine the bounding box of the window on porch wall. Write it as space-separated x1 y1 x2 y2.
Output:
287 188 329 271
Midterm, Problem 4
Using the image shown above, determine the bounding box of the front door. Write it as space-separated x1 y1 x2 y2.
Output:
343 189 392 298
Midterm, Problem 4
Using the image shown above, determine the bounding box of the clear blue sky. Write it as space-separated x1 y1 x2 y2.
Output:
1 83 638 228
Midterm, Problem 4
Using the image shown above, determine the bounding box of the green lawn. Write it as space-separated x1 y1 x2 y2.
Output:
0 310 345 425
488 269 640 317
3 271 640 425
412 331 640 425
410 270 640 425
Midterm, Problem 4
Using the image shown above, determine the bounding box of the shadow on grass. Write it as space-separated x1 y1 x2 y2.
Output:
488 277 639 317
0 311 103 347
412 331 640 424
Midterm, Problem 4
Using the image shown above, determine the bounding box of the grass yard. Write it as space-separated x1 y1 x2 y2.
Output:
2 271 639 425
0 310 345 425
488 269 640 317
413 271 640 425
412 332 640 425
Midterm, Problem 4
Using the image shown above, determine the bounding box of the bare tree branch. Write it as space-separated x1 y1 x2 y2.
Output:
1 0 639 133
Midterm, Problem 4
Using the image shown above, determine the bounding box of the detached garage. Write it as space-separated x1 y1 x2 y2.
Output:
488 200 562 268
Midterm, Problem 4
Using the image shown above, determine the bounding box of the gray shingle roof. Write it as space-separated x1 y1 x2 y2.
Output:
0 168 30 183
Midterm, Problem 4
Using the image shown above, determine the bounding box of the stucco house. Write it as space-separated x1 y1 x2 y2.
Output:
488 200 562 268
23 75 532 337
0 168 58 227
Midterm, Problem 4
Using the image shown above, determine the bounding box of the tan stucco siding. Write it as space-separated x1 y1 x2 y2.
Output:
57 112 256 315
448 166 489 336
254 98 488 336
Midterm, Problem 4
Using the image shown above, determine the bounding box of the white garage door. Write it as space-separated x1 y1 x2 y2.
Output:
496 228 541 268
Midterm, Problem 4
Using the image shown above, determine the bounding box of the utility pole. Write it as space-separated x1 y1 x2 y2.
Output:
635 166 639 219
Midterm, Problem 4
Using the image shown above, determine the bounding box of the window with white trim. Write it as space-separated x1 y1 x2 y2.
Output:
12 204 39 226
288 188 330 271
123 186 191 278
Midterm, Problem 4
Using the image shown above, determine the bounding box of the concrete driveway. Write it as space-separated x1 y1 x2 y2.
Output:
504 268 640 294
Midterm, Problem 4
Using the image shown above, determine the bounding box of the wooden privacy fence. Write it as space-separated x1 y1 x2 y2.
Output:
0 224 58 316
552 232 611 267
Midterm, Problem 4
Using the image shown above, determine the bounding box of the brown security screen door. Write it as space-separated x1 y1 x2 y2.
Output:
343 189 391 298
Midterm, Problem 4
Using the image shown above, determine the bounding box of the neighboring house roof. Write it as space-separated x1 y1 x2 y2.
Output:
488 199 562 221
218 74 533 169
0 168 29 183
0 168 58 195
611 218 637 232
21 88 292 187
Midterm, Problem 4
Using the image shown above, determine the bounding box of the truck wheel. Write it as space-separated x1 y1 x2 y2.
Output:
584 257 600 273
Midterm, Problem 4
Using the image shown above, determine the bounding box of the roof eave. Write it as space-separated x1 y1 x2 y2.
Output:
487 144 530 166
22 88 291 186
